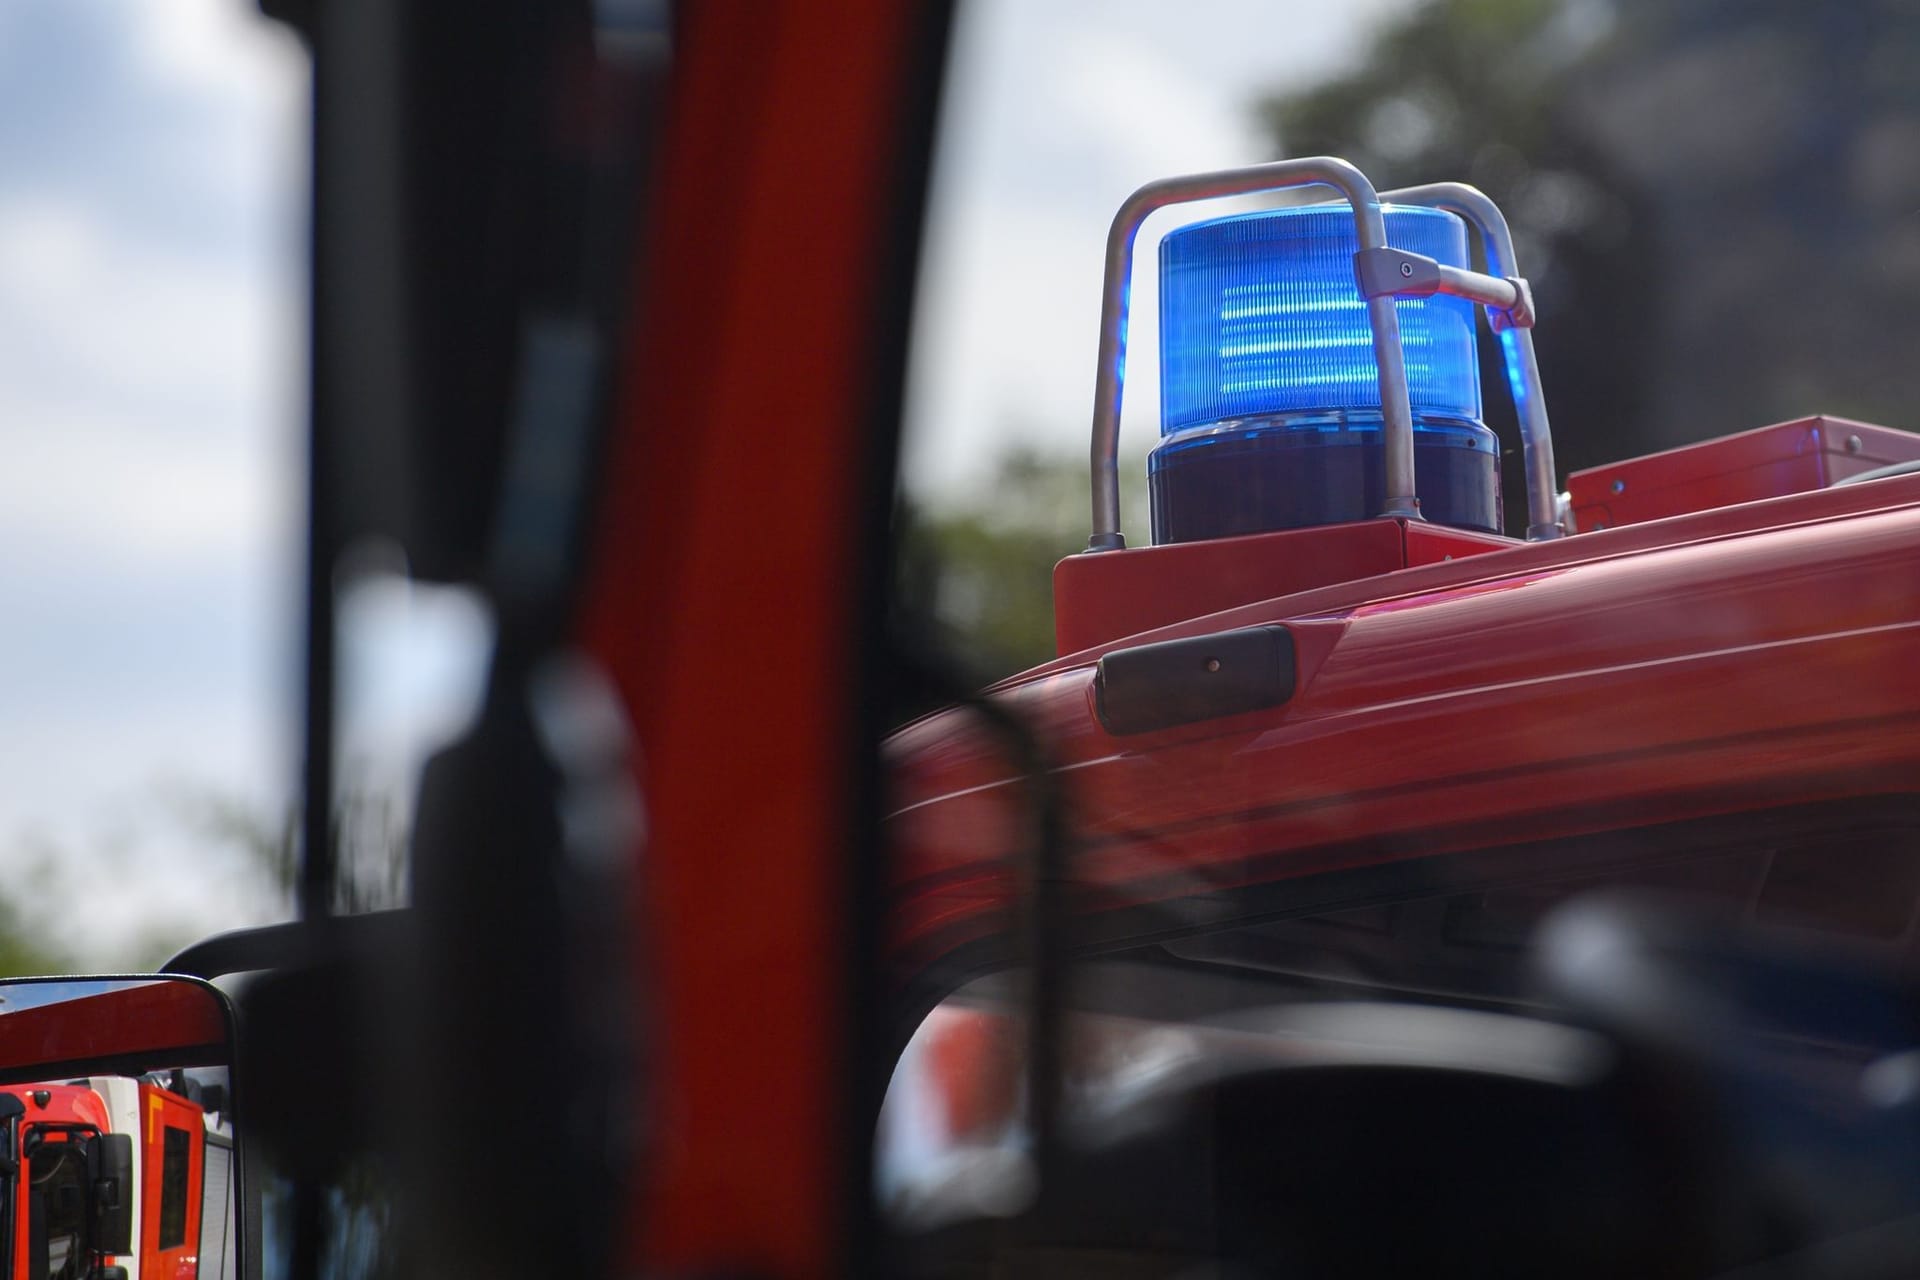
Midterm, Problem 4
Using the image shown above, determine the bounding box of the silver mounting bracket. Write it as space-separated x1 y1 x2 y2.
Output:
1354 246 1445 298
1353 246 1534 322
1379 181 1562 540
1487 276 1535 331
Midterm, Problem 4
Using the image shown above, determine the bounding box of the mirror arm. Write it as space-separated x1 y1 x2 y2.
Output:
162 910 413 981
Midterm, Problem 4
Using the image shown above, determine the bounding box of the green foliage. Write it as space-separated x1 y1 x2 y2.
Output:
1256 0 1570 182
1255 0 1667 520
897 447 1147 686
1255 0 1920 488
0 830 113 975
173 770 409 921
0 773 410 979
0 879 70 977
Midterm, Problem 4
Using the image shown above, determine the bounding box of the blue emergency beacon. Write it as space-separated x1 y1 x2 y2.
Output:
1150 203 1499 544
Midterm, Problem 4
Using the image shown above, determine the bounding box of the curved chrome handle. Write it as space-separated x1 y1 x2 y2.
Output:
1084 157 1420 552
1380 182 1563 540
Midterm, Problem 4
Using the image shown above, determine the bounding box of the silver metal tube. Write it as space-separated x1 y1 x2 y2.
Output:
1504 327 1561 539
1085 157 1418 551
1367 293 1420 520
1381 182 1563 539
1434 262 1521 311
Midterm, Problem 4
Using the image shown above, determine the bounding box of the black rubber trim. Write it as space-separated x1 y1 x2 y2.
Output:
1096 624 1296 735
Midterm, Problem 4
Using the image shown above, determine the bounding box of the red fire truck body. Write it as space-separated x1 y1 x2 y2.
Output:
8 1084 111 1280
886 417 1920 1004
2 1078 228 1280
75 4 1917 1269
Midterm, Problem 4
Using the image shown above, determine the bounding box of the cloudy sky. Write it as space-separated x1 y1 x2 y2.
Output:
0 0 1411 969
904 0 1415 509
0 1 305 964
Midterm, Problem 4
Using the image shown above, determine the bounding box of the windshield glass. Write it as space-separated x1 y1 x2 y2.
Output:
28 1139 87 1280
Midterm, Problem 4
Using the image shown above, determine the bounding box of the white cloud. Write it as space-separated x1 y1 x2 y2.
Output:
127 0 310 233
131 0 304 109
0 192 298 421
0 415 288 563
1055 29 1269 180
0 186 302 564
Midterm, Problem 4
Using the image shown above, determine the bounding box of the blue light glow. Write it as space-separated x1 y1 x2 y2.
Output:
1158 203 1480 433
1497 325 1529 415
1148 202 1501 543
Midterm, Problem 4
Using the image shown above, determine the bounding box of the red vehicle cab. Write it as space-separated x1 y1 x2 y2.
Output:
877 161 1920 1265
892 424 1920 991
888 157 1920 997
2 1076 223 1280
7 1084 116 1280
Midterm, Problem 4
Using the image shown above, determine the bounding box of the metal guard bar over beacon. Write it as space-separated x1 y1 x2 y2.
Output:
1084 157 1563 551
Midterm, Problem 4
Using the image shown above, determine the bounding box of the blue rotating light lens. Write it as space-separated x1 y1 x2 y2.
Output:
1150 202 1500 544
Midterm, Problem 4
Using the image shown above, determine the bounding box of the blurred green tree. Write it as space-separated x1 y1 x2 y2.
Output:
1255 0 1920 517
0 881 70 976
1254 0 1662 521
175 773 407 923
896 445 1148 691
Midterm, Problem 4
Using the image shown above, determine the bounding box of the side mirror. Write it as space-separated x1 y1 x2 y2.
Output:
0 978 229 1072
0 978 238 1279
86 1133 133 1256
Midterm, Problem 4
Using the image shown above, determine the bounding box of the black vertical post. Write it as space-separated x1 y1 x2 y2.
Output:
294 0 336 933
292 3 337 1277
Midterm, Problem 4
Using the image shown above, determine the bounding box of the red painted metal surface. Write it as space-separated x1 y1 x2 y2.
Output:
5 1085 114 1280
1052 519 1518 655
577 4 930 1274
0 982 227 1075
888 465 1920 988
138 1081 207 1280
10 1084 112 1132
1567 415 1920 531
0 1079 212 1280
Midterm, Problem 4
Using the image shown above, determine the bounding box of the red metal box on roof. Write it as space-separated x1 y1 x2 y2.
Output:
1567 415 1920 531
1052 518 1517 657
